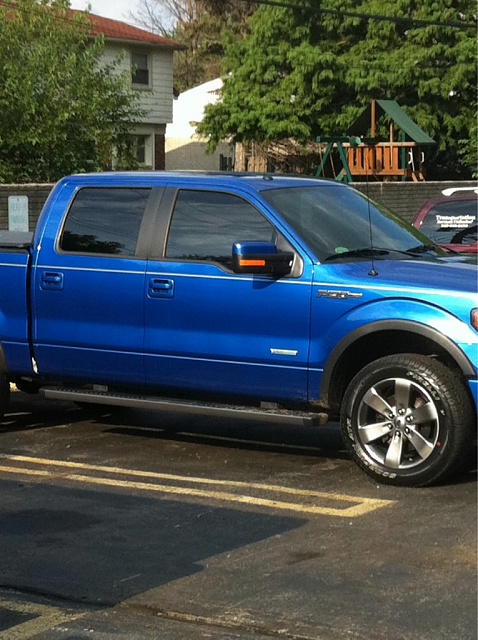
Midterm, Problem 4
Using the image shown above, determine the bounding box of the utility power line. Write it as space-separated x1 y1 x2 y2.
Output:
239 0 477 30
1 0 476 32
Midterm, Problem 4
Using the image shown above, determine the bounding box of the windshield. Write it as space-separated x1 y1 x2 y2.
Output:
262 184 442 262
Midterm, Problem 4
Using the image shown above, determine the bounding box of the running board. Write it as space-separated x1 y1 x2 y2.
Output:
42 387 328 426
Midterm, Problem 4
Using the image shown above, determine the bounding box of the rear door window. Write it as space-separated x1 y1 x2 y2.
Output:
59 188 151 256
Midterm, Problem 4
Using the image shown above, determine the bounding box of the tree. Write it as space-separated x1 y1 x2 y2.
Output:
340 0 478 178
198 0 477 178
0 0 144 183
130 0 256 92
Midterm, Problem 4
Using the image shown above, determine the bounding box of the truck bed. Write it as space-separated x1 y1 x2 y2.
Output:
0 231 33 250
0 240 32 374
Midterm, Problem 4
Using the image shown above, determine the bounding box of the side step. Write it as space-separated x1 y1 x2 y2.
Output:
42 387 328 426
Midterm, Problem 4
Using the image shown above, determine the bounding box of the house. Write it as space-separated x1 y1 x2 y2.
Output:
74 11 184 170
165 78 234 171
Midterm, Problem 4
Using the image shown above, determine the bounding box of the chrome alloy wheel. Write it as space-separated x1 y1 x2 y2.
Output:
356 377 440 470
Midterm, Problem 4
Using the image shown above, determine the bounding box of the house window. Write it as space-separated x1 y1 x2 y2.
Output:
131 53 150 87
219 154 233 171
127 135 152 167
135 135 147 164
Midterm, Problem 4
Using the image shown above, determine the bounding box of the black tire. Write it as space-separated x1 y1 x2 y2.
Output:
14 379 40 394
0 370 10 422
340 354 475 487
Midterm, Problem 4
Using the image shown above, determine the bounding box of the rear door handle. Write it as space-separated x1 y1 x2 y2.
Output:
40 271 64 291
148 278 174 298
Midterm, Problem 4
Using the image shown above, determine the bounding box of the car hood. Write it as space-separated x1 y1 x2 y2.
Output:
319 255 477 295
441 243 478 254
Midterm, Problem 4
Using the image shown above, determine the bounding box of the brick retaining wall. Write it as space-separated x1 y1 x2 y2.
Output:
0 184 52 232
0 179 476 231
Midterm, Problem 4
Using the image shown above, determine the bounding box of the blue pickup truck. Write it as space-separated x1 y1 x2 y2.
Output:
0 172 476 486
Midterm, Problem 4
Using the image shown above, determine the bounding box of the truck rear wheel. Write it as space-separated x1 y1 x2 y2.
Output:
340 354 475 487
0 370 10 422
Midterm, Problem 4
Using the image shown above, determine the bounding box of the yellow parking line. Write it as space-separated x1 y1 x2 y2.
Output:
0 599 84 640
0 455 395 518
1 454 376 498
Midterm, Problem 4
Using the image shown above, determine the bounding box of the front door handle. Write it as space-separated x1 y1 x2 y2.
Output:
40 271 64 291
148 278 174 298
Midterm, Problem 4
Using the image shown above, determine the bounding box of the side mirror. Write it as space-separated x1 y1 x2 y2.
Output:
232 241 294 276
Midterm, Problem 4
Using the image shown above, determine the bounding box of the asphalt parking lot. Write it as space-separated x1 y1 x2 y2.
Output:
0 390 476 640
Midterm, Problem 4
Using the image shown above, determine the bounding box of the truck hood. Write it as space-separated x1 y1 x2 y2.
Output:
320 255 477 296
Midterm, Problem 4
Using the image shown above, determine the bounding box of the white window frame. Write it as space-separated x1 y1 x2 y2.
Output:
131 133 153 168
131 52 151 89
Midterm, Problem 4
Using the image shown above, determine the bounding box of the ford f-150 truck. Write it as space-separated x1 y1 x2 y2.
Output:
0 172 476 486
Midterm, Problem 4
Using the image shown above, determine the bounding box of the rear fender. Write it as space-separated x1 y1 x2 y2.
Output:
0 252 31 374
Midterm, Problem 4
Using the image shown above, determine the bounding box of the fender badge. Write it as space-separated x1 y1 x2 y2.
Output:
317 289 363 300
270 348 298 356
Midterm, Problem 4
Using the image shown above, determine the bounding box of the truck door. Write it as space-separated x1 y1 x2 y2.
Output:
144 188 313 401
32 187 159 385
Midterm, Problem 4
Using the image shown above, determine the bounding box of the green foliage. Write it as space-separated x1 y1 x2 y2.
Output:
170 1 256 93
198 0 477 178
0 0 144 183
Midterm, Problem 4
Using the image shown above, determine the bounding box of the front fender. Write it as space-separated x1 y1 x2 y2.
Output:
314 298 477 404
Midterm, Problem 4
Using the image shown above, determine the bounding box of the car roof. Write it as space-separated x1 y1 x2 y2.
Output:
441 187 478 196
420 194 478 208
59 171 342 194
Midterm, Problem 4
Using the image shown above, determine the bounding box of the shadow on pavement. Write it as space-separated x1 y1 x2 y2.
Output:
0 479 306 607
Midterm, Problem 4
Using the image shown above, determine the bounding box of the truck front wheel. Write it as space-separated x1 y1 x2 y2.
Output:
340 354 475 487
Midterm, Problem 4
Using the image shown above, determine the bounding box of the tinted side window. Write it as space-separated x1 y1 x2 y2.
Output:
166 190 274 266
59 188 150 256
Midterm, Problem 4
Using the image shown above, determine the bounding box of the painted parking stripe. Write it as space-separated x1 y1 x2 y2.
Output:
0 599 84 640
0 455 395 517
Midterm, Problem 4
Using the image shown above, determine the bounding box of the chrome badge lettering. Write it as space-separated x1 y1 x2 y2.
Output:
317 289 363 300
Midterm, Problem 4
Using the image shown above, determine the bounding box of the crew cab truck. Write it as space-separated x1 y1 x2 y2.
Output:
0 172 477 487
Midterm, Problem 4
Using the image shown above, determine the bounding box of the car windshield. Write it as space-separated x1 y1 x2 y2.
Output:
262 183 441 262
418 200 478 246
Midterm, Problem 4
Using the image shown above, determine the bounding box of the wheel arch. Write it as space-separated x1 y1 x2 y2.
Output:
319 320 475 415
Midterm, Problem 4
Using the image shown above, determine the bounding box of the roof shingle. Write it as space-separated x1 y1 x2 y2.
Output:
69 9 183 49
